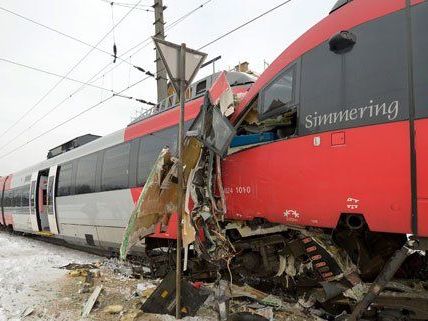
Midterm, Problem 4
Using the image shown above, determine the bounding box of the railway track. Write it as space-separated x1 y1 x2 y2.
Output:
5 228 428 321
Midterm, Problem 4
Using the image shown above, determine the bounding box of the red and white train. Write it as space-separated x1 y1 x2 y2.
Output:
1 0 428 312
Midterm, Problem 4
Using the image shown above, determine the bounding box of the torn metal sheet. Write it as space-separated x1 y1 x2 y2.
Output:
120 139 203 260
121 74 237 265
120 148 173 260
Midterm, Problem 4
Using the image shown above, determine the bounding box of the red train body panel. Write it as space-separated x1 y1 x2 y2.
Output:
222 121 412 234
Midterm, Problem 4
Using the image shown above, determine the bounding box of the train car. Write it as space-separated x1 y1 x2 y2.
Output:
0 71 254 252
2 0 428 317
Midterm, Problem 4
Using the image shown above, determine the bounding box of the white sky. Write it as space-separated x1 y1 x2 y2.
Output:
0 0 336 175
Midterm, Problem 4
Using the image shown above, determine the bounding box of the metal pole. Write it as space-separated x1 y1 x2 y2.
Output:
175 43 186 320
153 0 168 103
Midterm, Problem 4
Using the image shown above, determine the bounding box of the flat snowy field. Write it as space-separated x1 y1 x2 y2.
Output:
0 231 99 320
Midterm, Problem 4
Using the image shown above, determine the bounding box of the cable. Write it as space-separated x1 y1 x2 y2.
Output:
110 3 154 12
101 0 153 8
0 5 137 67
113 93 156 106
0 57 113 92
0 4 158 90
198 0 293 50
121 0 294 91
0 0 216 155
88 0 215 85
0 76 150 161
0 0 143 140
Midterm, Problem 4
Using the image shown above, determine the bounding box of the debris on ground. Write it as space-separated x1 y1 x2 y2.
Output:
59 262 100 270
81 285 103 317
136 282 157 298
142 271 210 317
20 306 35 318
104 304 124 314
228 312 269 321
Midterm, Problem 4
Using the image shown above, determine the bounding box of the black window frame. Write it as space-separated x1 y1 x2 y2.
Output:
100 142 131 192
57 162 74 197
136 125 182 187
75 152 98 195
195 80 207 95
22 184 30 208
258 62 299 121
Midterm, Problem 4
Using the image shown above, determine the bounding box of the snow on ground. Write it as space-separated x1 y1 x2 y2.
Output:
0 231 99 320
0 231 217 321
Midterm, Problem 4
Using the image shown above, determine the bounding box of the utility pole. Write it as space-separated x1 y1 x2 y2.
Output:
153 0 168 103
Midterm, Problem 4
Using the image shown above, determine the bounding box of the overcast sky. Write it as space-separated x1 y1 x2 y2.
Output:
0 0 336 175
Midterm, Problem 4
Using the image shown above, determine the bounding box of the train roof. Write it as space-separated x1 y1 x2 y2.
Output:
128 71 256 126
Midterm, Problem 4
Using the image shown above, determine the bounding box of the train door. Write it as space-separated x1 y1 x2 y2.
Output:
46 166 59 234
38 173 50 231
0 176 6 225
29 172 41 231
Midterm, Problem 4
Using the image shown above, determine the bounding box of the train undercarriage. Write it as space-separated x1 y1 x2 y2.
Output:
144 217 428 321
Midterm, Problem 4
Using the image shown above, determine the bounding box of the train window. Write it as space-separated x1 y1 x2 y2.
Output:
3 190 9 207
22 185 30 208
196 80 207 95
57 163 74 197
14 189 21 207
259 66 295 120
75 153 97 194
10 190 15 207
101 143 130 191
8 190 13 207
137 126 178 186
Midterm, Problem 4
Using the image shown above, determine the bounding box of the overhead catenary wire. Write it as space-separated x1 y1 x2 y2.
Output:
108 0 292 83
0 57 114 92
0 56 152 102
113 93 156 106
0 0 213 140
0 0 144 140
0 76 150 161
0 0 217 158
0 0 216 152
101 0 153 9
0 4 154 78
123 0 295 87
88 0 215 85
198 0 293 50
0 0 293 160
108 2 154 12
